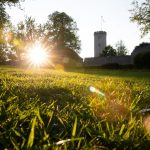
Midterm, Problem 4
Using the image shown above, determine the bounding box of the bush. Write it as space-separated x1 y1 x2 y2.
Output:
134 52 150 69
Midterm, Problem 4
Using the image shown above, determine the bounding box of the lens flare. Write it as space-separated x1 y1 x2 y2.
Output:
89 86 105 97
27 43 49 67
143 116 150 134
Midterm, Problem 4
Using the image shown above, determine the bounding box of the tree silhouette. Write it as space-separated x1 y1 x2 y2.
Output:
115 40 128 56
11 17 41 62
101 45 117 56
44 11 81 54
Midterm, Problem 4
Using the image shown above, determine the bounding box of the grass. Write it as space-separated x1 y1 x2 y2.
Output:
68 68 150 81
0 66 150 149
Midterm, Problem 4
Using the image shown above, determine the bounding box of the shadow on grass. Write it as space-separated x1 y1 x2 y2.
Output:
66 68 150 81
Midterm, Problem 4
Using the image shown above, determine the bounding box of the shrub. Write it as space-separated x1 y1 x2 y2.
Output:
134 52 150 69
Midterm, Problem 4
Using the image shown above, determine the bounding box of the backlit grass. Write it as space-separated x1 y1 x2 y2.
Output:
0 66 150 149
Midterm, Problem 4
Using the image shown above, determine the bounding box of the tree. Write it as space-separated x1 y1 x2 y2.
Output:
130 0 150 37
0 22 14 63
0 43 7 63
115 40 128 56
44 11 81 54
0 3 8 30
11 17 41 61
134 51 150 69
0 0 22 4
0 0 25 63
0 0 24 29
0 16 45 63
101 45 117 56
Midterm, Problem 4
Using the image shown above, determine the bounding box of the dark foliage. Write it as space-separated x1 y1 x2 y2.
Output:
101 45 117 56
45 11 81 54
134 42 150 50
131 42 150 56
134 51 150 69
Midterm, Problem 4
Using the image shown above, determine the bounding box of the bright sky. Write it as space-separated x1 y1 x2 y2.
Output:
6 0 150 58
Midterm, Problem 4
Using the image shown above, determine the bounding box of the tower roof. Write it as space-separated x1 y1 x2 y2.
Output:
94 31 107 35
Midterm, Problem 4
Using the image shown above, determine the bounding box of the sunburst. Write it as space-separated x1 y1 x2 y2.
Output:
26 43 49 67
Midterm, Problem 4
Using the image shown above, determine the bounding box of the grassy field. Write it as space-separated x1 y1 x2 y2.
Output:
0 66 150 149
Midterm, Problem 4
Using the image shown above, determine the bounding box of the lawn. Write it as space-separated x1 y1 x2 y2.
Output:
0 66 150 149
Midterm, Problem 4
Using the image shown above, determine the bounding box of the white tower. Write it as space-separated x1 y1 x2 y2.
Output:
94 31 107 57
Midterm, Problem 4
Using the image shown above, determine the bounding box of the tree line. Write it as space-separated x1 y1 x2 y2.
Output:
0 12 81 64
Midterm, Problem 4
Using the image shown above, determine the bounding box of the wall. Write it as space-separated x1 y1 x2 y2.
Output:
84 56 133 66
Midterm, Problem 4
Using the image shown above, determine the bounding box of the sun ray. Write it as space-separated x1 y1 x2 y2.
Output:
26 42 49 67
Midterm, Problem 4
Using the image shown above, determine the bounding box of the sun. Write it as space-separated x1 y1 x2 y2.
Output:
27 43 49 66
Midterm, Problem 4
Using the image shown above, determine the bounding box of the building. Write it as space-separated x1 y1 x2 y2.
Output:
94 31 107 57
84 32 150 67
84 30 140 67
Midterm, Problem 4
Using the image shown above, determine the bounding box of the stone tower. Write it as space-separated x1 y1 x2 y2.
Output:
94 31 107 57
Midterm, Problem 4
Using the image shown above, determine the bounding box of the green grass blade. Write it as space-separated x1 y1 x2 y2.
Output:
35 108 44 126
12 129 22 137
27 117 37 149
72 116 77 137
119 124 125 136
10 137 20 150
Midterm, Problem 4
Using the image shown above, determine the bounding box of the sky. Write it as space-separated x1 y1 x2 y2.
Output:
6 0 150 58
